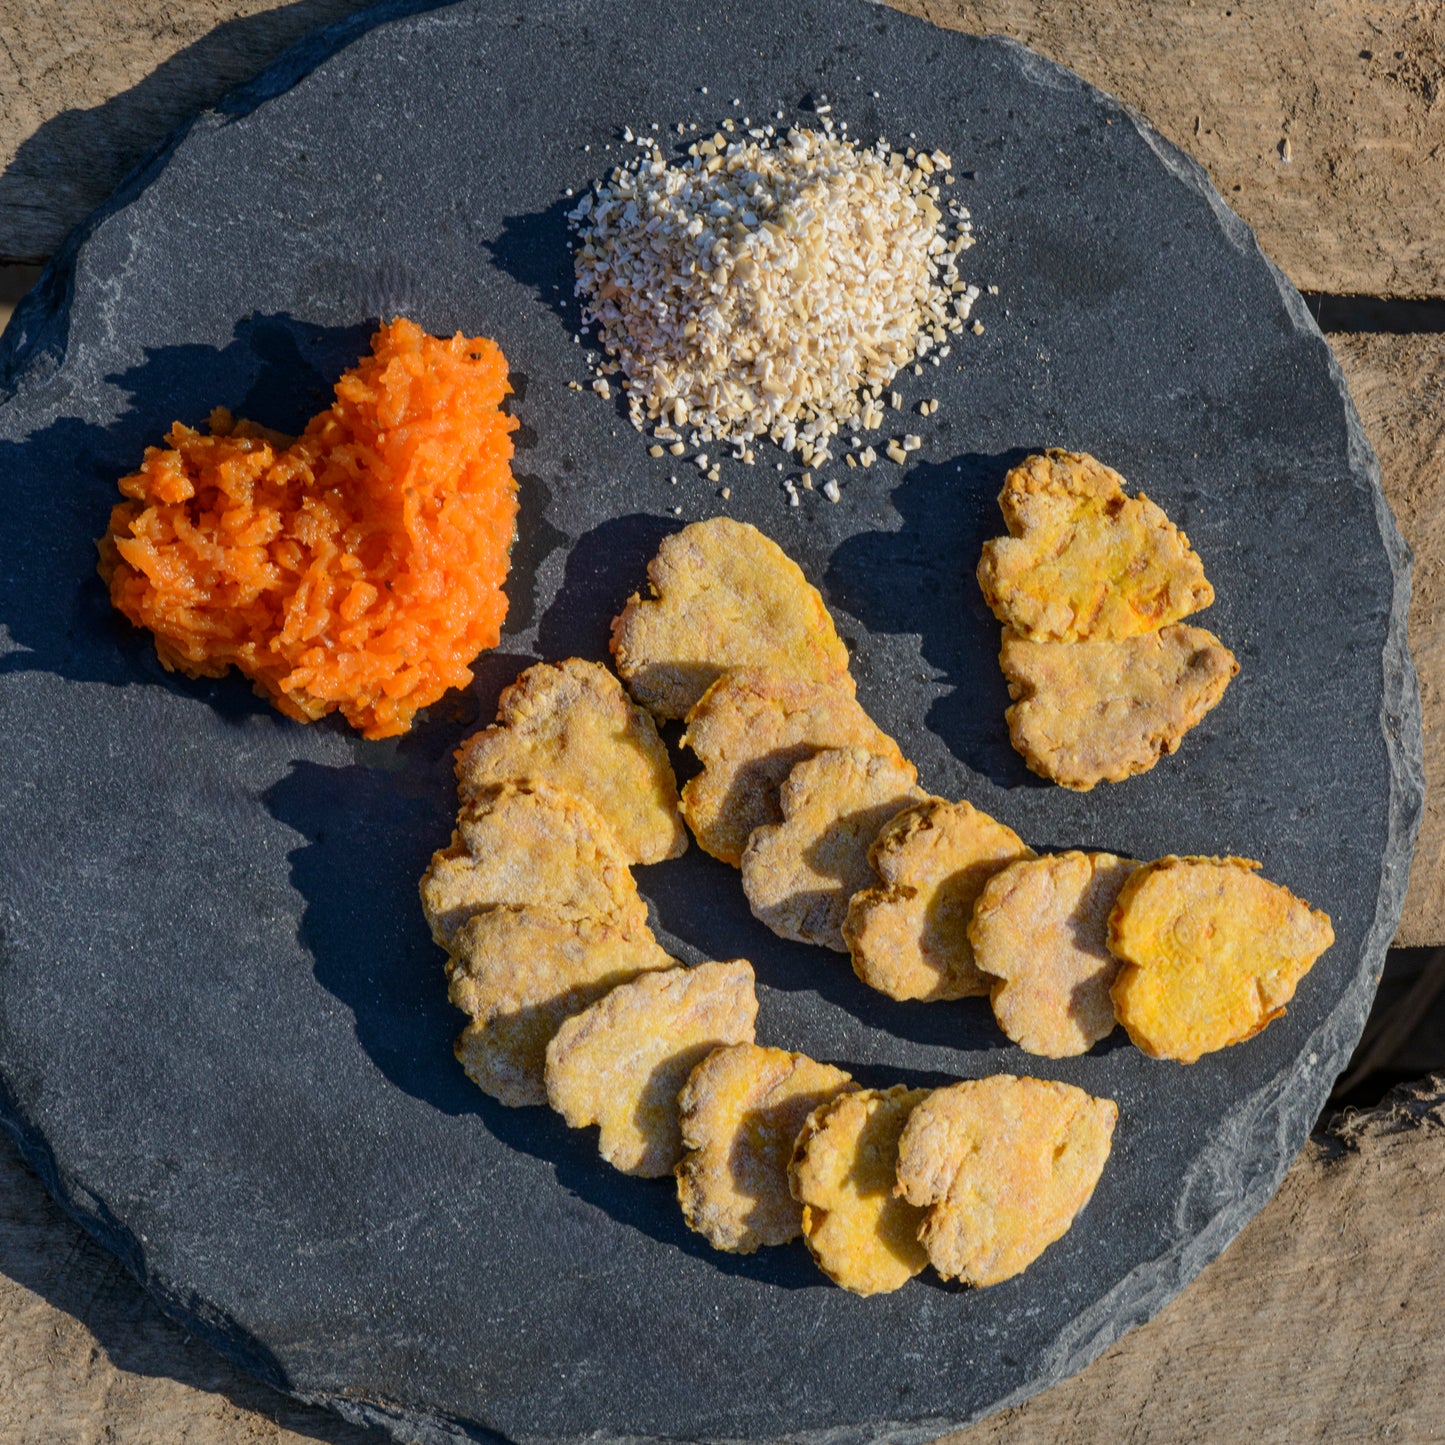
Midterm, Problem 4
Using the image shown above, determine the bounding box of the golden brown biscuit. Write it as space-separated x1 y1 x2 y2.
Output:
454 658 687 864
895 1076 1117 1287
419 780 649 948
789 1086 931 1296
741 747 927 951
843 798 1033 1001
1108 856 1335 1062
447 908 676 1107
970 852 1138 1057
977 451 1213 642
544 960 759 1177
610 517 854 719
680 668 906 866
1000 624 1238 790
675 1044 856 1253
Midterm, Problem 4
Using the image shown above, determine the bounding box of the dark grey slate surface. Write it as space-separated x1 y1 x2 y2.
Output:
0 2 1421 1442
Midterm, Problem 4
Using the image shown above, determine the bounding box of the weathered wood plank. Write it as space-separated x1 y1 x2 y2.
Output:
1331 333 1445 948
0 1134 383 1444
0 1 370 266
949 1078 1445 1444
5 1082 1444 1444
0 1 1443 297
897 0 1445 300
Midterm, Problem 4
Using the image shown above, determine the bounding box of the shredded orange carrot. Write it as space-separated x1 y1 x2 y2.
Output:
97 318 519 738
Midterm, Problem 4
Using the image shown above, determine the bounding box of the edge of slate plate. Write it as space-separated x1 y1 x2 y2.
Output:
970 33 1424 1426
0 3 1424 1443
0 0 450 402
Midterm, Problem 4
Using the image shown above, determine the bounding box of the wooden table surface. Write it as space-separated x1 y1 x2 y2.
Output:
2 3 1443 1442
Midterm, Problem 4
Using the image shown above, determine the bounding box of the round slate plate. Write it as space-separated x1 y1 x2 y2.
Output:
0 2 1421 1442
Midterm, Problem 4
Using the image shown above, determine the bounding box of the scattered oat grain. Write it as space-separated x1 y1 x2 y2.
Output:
570 126 975 477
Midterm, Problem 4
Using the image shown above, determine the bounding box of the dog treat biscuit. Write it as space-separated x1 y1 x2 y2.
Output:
420 780 648 948
454 658 686 864
448 907 675 1106
895 1075 1117 1287
999 625 1237 790
845 798 1033 1001
741 747 927 951
680 668 904 867
1108 855 1335 1062
977 450 1213 642
611 517 853 719
971 851 1137 1057
790 1086 932 1296
676 1043 856 1252
544 960 758 1177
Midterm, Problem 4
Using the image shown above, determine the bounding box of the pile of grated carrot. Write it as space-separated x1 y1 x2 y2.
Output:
97 318 519 739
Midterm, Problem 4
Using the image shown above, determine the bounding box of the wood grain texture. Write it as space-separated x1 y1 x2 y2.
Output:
948 1077 1445 1444
0 1135 382 1445
1 1 1443 293
6 1081 1444 1444
0 1 371 265
0 5 1440 1432
894 0 1445 300
1333 333 1445 949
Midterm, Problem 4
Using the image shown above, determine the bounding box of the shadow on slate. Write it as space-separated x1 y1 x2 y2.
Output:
506 400 569 635
262 757 478 1120
260 750 825 1290
641 844 1006 1055
0 0 474 273
472 1091 825 1291
826 449 1049 792
536 512 677 661
483 196 587 342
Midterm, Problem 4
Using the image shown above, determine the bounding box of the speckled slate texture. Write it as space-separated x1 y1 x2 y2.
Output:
0 1 1421 1441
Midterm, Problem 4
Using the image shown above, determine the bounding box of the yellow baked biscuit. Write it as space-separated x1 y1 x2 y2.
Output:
970 852 1137 1057
977 450 1213 642
681 668 906 866
454 658 687 864
1108 855 1335 1062
675 1044 856 1253
789 1086 931 1296
419 842 509 950
843 798 1033 1001
895 1075 1117 1287
611 516 854 719
1000 624 1238 790
544 960 758 1177
447 908 676 1107
419 780 648 948
741 747 927 951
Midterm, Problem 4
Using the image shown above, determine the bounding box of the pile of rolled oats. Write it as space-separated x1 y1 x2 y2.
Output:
569 120 977 476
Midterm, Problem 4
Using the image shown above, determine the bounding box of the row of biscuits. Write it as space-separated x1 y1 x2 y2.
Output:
608 516 1334 1064
684 1053 1117 1295
417 654 1117 1294
978 449 1239 790
421 658 692 1108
